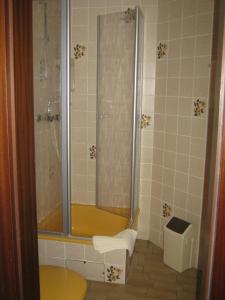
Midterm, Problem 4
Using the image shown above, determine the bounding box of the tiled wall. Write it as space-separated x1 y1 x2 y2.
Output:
138 0 158 239
33 0 62 223
70 0 158 237
149 0 214 266
70 0 99 205
39 239 127 284
70 0 214 267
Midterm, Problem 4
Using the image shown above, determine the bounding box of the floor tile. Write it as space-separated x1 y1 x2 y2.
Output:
84 240 198 300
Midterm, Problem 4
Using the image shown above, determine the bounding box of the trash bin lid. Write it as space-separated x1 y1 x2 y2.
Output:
166 217 190 234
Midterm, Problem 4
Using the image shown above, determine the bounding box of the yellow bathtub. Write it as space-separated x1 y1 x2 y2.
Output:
38 207 139 285
38 204 132 237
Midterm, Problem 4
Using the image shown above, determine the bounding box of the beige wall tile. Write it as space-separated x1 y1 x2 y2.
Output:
195 56 211 77
168 39 181 59
157 22 169 41
182 16 196 37
193 77 210 97
106 0 122 7
65 243 85 260
154 131 164 149
190 137 206 158
183 0 197 17
45 257 65 268
156 60 167 78
142 131 154 147
178 98 192 116
174 189 187 209
72 8 88 26
71 94 87 111
181 37 195 58
169 19 181 39
154 114 165 131
140 180 151 195
46 241 65 259
165 115 177 134
89 0 106 7
67 1 213 269
196 13 213 35
168 60 180 77
175 172 188 192
86 262 105 282
152 165 163 182
153 148 164 165
162 168 175 187
164 133 176 152
177 136 190 154
148 0 213 268
105 249 126 265
151 181 162 199
72 26 88 43
187 194 202 215
155 78 167 96
155 96 166 114
163 151 176 169
189 157 205 178
72 0 89 8
173 207 186 220
167 78 179 96
85 245 104 262
191 118 207 138
71 158 87 175
197 0 214 14
188 176 203 197
140 163 152 179
162 185 174 204
150 213 161 231
196 34 212 56
168 0 182 20
176 153 189 173
151 196 162 214
178 117 191 136
158 1 169 23
180 78 194 97
165 97 178 115
180 58 194 77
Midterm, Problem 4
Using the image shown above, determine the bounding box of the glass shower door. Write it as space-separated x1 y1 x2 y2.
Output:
96 9 142 219
33 0 68 233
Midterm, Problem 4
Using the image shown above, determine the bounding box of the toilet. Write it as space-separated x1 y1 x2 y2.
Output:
40 266 87 300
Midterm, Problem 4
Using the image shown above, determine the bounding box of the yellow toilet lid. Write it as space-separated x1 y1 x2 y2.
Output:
40 266 87 300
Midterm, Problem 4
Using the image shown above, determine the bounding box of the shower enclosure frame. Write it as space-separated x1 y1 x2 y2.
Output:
37 0 71 237
131 7 144 223
38 4 144 237
95 7 144 224
61 0 71 236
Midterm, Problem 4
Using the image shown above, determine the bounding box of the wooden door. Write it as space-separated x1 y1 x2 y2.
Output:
0 0 39 299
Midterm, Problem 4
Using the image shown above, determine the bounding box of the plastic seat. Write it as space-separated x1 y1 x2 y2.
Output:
40 266 87 300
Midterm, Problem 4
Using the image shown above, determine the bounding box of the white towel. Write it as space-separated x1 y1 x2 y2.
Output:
92 229 137 256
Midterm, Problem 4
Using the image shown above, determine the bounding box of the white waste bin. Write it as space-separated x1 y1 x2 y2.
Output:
163 217 195 273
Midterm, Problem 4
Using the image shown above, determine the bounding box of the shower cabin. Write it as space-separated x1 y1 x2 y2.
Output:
33 0 144 238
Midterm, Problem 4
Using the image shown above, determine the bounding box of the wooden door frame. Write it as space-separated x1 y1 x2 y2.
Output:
198 0 225 298
0 0 225 299
210 0 225 293
0 0 39 299
210 112 225 297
